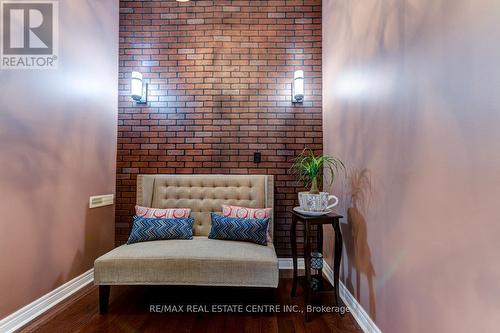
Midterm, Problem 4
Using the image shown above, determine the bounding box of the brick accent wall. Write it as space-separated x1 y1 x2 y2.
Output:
117 0 322 256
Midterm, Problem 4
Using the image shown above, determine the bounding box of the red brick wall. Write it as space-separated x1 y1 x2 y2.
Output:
117 0 322 257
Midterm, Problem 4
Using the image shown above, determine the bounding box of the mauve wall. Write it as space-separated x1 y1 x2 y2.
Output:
0 1 119 318
323 0 500 332
116 0 322 256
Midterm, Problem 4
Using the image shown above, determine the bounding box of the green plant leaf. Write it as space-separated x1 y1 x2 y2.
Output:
289 147 346 190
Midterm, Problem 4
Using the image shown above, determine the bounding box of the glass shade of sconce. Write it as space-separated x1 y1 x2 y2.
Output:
176 0 190 2
131 71 148 105
292 70 304 103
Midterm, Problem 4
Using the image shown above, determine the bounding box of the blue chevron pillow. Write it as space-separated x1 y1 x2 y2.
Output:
127 216 194 244
209 213 269 246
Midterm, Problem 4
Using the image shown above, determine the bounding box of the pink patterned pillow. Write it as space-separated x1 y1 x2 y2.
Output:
222 205 273 242
135 205 191 219
222 205 272 219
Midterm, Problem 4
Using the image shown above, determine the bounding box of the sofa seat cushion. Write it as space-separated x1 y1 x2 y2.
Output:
94 237 279 288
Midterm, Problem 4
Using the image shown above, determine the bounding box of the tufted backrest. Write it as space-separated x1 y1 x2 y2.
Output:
136 174 274 240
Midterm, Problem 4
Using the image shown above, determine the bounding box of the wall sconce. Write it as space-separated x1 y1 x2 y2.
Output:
292 70 304 103
131 71 148 105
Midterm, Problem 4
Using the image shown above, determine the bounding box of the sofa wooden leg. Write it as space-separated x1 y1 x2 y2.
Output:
99 285 110 314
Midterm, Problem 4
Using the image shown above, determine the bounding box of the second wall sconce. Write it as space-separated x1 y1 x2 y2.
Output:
292 70 304 103
131 71 148 105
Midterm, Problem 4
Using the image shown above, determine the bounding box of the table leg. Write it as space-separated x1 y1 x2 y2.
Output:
317 223 324 288
291 214 298 297
317 224 323 253
304 221 312 321
333 219 344 311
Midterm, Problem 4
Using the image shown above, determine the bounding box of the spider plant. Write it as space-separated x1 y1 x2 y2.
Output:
291 148 346 194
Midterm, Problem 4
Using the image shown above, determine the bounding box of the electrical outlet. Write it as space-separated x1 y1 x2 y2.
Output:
254 151 262 163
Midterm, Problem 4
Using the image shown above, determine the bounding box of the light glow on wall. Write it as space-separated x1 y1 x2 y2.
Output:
334 66 396 100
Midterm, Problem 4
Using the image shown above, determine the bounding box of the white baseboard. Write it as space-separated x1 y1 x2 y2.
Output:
279 258 381 333
322 262 381 333
0 269 94 333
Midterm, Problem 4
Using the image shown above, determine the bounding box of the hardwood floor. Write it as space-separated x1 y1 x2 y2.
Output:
19 279 362 333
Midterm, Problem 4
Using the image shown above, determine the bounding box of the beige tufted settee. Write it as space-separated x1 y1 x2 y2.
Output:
94 174 279 313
